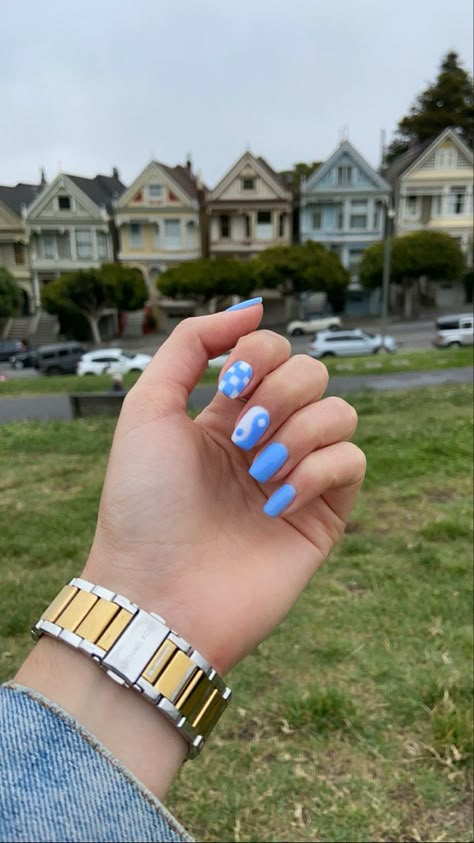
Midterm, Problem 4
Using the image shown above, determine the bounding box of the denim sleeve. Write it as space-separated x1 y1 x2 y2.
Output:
0 683 193 843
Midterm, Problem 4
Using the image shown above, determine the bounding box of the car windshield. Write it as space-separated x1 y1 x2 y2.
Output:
120 351 136 359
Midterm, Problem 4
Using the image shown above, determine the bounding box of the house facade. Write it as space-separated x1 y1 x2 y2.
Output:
207 151 292 258
0 182 43 314
25 171 125 308
389 128 473 263
115 160 202 294
300 140 390 289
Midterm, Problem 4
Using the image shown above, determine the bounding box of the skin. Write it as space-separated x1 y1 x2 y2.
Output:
17 303 366 801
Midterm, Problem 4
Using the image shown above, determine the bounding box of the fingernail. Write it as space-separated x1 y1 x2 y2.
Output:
231 406 270 450
226 297 263 312
218 361 253 399
249 443 288 483
263 484 296 518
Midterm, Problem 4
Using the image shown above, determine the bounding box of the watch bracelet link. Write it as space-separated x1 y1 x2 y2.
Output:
32 577 231 759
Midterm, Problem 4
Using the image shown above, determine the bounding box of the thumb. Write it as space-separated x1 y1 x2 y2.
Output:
134 299 263 415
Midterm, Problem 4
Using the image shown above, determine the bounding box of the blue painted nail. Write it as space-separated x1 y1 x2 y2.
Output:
249 443 288 483
218 361 253 399
231 406 270 450
263 484 296 518
226 297 263 312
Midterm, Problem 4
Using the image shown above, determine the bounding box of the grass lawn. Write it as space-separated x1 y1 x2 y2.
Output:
0 346 472 397
0 385 472 841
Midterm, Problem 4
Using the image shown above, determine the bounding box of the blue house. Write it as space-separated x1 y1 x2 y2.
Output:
300 140 390 315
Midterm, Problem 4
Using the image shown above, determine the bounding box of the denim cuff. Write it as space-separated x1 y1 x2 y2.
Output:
0 682 193 842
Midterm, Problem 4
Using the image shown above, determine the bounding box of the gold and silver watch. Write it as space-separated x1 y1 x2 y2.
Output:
32 577 231 759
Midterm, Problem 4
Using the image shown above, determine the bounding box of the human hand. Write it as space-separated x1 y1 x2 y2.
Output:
84 302 366 675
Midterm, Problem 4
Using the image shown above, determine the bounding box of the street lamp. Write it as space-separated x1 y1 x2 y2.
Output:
381 198 395 343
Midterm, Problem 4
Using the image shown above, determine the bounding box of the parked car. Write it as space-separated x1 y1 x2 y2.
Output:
34 342 86 375
0 339 26 362
77 348 152 376
286 314 342 337
10 348 39 369
308 329 397 358
208 353 231 368
433 313 473 348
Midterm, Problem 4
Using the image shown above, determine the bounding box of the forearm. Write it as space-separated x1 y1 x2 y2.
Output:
16 636 187 800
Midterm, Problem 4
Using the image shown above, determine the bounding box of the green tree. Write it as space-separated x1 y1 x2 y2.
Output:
42 265 148 344
0 267 22 318
157 258 255 307
279 161 322 191
359 231 466 318
386 51 474 162
252 242 350 310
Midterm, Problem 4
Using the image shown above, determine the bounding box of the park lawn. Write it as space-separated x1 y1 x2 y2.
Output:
0 346 472 396
0 385 472 842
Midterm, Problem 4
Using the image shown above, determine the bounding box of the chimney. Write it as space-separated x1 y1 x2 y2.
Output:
112 166 120 180
185 154 192 176
40 167 47 186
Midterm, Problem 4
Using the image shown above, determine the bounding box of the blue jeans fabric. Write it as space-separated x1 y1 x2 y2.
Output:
0 683 192 843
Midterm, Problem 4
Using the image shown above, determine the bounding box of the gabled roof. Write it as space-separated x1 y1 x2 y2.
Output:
160 164 201 199
116 160 201 209
0 182 44 218
67 172 126 210
210 151 291 201
382 139 433 185
382 128 473 184
303 140 390 193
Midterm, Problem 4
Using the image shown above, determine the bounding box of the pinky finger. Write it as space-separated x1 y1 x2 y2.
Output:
263 441 366 520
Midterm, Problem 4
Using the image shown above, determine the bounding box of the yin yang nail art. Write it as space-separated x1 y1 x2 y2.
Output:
231 406 270 451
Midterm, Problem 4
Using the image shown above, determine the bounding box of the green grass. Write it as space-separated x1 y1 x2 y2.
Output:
0 347 472 396
0 385 472 842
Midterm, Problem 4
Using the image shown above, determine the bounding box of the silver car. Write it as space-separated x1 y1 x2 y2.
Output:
308 329 397 358
433 313 473 348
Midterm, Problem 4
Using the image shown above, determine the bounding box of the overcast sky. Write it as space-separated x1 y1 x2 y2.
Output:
1 0 472 190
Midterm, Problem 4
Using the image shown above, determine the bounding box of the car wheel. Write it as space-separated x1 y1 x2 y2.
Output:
372 347 380 354
12 360 23 369
46 366 62 375
129 368 142 373
448 342 461 348
321 351 335 358
291 328 304 337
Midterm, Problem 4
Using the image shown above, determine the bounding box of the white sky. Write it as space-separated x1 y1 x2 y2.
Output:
1 0 472 189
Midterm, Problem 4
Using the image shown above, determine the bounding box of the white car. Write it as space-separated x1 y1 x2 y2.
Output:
308 329 397 358
208 353 230 368
77 348 152 376
286 315 342 336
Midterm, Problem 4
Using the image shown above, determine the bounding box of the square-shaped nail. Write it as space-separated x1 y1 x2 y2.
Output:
218 361 253 399
249 443 288 483
231 406 270 450
263 484 296 517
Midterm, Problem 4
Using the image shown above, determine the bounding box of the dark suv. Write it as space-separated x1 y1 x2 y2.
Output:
34 343 86 375
0 339 26 362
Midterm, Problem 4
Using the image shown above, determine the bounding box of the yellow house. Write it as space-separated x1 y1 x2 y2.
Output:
116 160 202 294
0 183 43 314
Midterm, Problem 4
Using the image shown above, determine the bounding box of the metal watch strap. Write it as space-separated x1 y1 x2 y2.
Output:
32 577 231 758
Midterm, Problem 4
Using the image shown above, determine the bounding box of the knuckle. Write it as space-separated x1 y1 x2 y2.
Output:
328 396 358 428
349 444 367 478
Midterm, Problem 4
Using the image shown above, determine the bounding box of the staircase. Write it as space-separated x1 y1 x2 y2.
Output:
7 317 34 341
29 313 60 346
121 309 144 339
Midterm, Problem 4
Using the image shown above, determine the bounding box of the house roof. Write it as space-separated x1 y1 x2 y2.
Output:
0 182 44 217
159 163 201 199
67 172 126 210
256 156 289 193
381 139 432 185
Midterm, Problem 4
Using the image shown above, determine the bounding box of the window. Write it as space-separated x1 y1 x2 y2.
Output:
244 214 251 238
256 211 272 240
130 223 143 248
374 202 382 228
336 204 344 229
242 177 255 191
58 195 71 210
312 210 322 229
75 229 93 259
432 195 443 216
57 232 71 259
42 234 56 259
97 231 108 258
186 220 195 248
279 213 285 237
436 147 457 169
406 195 418 217
220 215 230 238
164 219 181 248
449 187 466 214
14 243 25 265
148 184 163 199
154 223 160 245
337 165 352 185
350 214 367 229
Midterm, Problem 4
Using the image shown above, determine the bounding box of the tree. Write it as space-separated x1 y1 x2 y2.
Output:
385 51 474 162
0 267 22 318
42 264 148 344
359 231 466 318
252 242 350 310
157 258 255 307
279 161 322 192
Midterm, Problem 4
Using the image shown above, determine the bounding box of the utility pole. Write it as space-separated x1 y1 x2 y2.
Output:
381 199 395 344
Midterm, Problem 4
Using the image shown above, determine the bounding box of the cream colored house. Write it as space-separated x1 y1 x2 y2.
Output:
25 171 125 308
0 183 43 314
115 160 202 293
390 128 473 260
207 151 292 258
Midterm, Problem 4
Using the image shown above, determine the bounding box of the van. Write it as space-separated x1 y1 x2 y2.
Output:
434 313 474 348
35 342 86 375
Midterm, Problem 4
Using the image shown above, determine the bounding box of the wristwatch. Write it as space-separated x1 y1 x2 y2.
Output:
32 577 231 758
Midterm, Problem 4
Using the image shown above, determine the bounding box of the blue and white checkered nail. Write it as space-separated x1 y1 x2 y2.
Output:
218 361 254 399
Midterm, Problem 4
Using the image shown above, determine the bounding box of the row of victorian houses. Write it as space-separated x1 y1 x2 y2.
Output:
0 127 472 329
